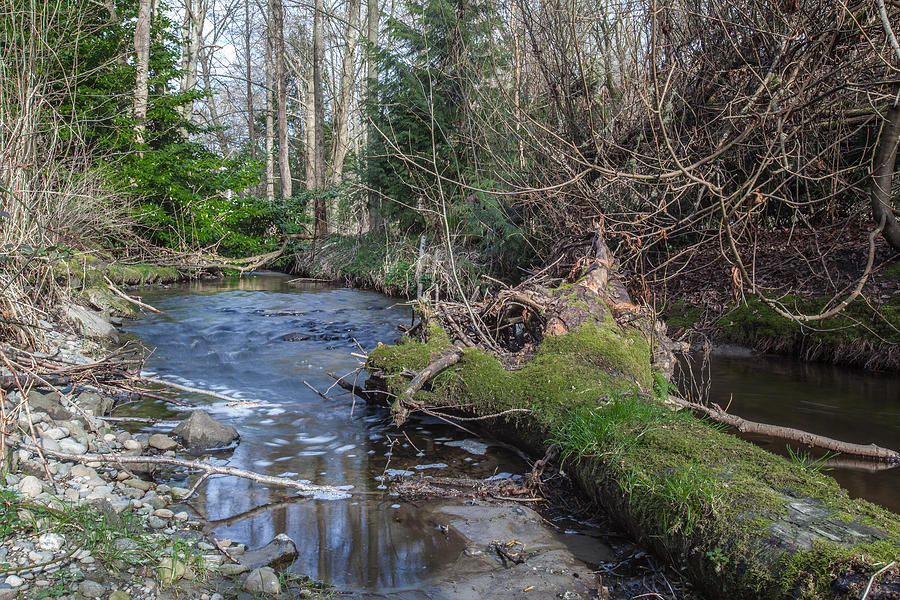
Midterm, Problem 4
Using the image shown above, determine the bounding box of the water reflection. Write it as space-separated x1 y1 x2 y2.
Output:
125 273 524 591
678 352 900 512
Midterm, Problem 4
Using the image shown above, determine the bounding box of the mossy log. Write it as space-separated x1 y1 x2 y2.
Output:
364 236 900 600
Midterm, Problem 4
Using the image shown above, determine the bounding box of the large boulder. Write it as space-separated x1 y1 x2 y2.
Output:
64 304 118 341
26 390 74 421
172 410 239 450
76 391 114 416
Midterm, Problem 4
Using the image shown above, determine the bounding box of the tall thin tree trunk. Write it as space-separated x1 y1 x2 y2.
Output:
328 0 361 185
200 48 230 155
179 0 208 133
133 0 151 154
305 74 317 190
365 0 381 232
245 0 256 160
264 5 275 204
273 0 292 197
313 0 327 236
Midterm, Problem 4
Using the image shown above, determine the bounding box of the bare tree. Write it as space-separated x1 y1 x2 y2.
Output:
273 0 292 197
328 0 362 185
312 0 327 235
133 0 152 153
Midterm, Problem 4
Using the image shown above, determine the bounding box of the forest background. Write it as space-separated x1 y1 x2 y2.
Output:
2 0 900 367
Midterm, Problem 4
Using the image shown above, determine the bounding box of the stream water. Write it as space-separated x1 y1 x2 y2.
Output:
121 273 899 596
123 273 612 597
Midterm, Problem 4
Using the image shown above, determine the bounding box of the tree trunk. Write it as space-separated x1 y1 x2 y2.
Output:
365 0 382 232
244 0 257 160
264 3 276 204
328 0 361 186
133 0 151 154
313 0 328 236
178 0 208 133
305 74 317 191
200 48 230 155
871 102 900 252
273 0 292 198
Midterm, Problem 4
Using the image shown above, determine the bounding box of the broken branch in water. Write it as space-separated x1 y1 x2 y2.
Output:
669 397 900 461
103 276 162 314
15 443 353 497
141 377 245 405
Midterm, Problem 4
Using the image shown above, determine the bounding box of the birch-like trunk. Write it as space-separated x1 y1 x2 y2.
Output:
313 0 327 236
264 3 275 204
305 73 317 190
245 0 256 160
328 0 361 186
365 0 381 232
178 0 208 132
273 0 292 198
133 0 152 153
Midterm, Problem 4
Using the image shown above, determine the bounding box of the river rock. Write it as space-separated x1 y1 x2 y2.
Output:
64 304 118 341
18 475 42 498
241 567 280 595
58 438 87 455
77 391 114 416
109 591 130 600
239 533 298 570
148 434 177 451
78 580 105 598
172 410 239 450
37 533 64 553
25 391 73 421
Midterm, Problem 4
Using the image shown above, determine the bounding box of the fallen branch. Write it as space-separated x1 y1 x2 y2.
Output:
402 352 462 402
16 443 353 497
141 377 246 405
104 276 162 314
671 398 900 461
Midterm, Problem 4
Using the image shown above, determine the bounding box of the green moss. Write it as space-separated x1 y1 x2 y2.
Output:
663 300 706 329
369 321 900 599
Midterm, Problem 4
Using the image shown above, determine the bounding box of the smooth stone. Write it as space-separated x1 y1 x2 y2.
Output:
148 434 177 451
216 563 249 576
78 580 105 598
58 438 87 455
242 567 280 594
37 533 65 552
18 475 42 498
157 558 186 582
124 479 153 492
238 533 298 570
147 516 167 529
172 410 239 450
109 591 130 600
123 439 142 451
4 575 23 588
154 509 173 519
40 428 66 441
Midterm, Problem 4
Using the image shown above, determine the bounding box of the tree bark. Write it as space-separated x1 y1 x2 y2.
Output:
365 0 382 232
133 0 152 154
305 73 317 191
313 0 328 236
264 0 276 203
178 0 208 133
329 0 362 186
273 0 292 198
244 0 257 160
871 102 900 252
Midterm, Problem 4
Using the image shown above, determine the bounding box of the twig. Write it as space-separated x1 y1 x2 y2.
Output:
141 376 246 405
861 562 896 600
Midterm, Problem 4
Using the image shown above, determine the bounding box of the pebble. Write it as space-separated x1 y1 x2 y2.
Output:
147 516 167 529
4 576 23 588
58 438 87 454
242 567 281 594
148 434 177 451
154 508 174 519
123 439 142 451
109 591 130 600
18 475 42 498
78 580 105 598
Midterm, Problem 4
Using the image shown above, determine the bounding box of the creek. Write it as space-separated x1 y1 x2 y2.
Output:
122 273 612 598
121 273 898 597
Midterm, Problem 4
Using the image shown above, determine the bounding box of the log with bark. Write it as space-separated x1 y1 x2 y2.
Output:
362 232 900 600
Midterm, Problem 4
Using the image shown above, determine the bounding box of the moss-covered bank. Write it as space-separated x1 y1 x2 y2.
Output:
366 322 900 600
664 293 900 371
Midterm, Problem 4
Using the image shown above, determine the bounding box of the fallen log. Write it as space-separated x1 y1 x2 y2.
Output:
364 233 900 600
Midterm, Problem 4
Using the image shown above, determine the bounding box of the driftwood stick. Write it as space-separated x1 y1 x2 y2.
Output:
16 443 353 496
672 398 900 461
141 377 245 405
104 277 162 314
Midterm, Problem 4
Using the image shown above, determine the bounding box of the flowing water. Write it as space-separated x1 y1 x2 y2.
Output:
122 273 899 595
123 273 610 597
